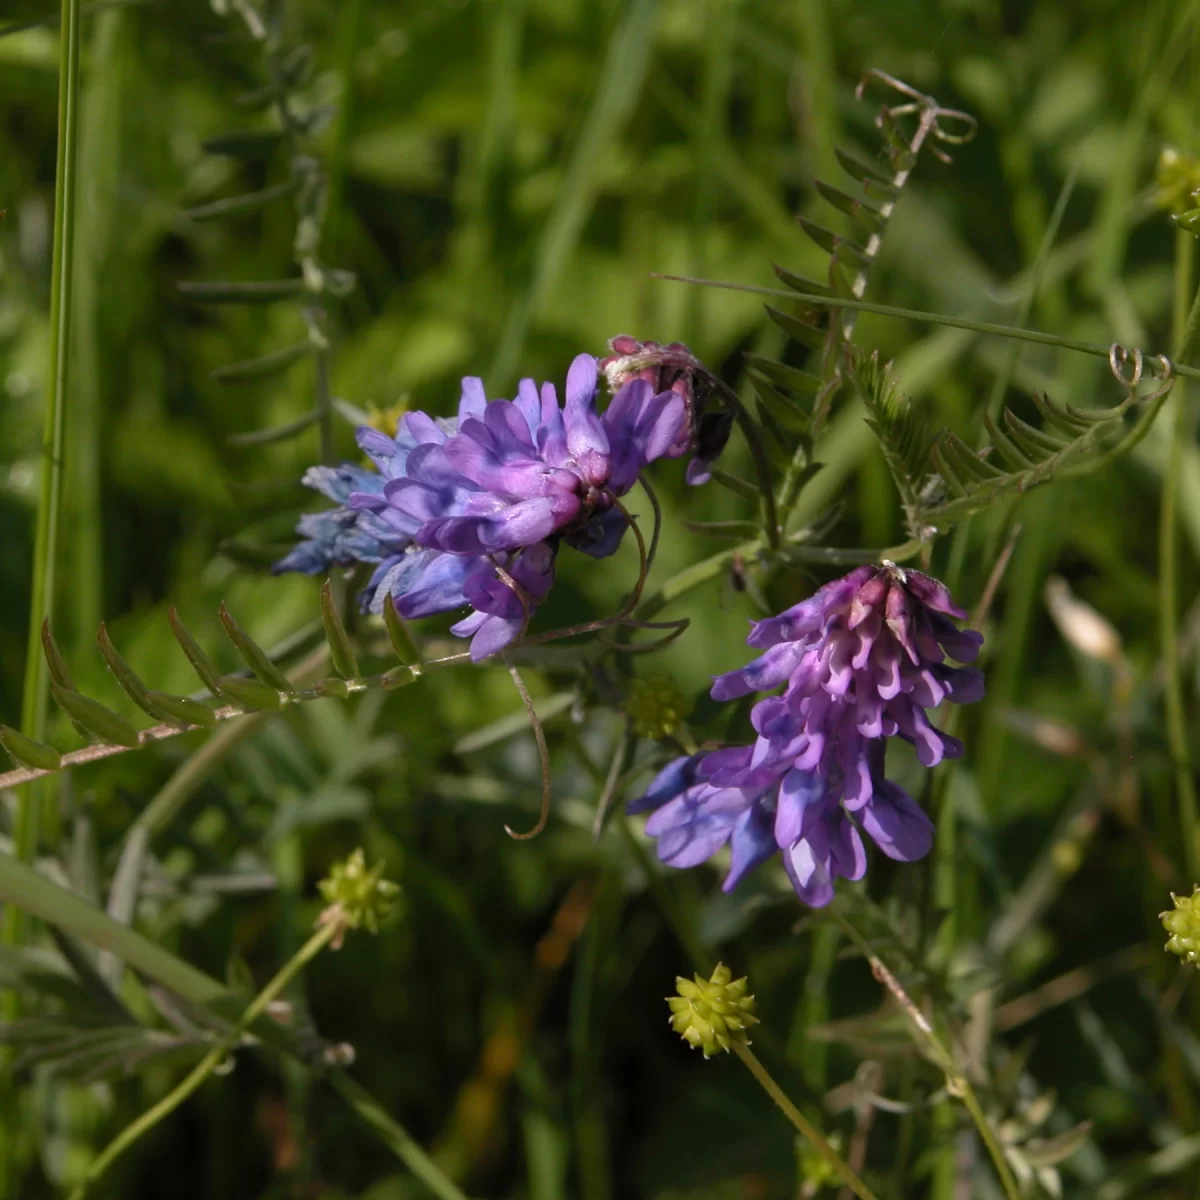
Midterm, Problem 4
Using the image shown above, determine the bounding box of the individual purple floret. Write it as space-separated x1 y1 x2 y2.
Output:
628 563 983 907
388 354 686 555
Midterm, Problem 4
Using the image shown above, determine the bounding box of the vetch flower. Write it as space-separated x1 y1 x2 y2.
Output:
599 334 734 484
275 353 683 661
711 562 983 784
629 564 983 907
274 384 552 661
270 462 396 575
667 963 758 1057
393 354 686 555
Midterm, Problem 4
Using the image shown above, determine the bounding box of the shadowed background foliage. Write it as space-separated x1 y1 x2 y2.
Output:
2 0 1200 1196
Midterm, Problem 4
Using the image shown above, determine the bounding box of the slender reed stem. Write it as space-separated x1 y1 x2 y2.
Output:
1163 229 1200 881
828 907 1022 1200
5 0 83 936
731 1043 878 1200
68 924 337 1199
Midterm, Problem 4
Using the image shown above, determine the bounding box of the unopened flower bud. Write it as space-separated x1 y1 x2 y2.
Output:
625 674 690 740
667 963 758 1057
1162 886 1200 964
317 849 400 948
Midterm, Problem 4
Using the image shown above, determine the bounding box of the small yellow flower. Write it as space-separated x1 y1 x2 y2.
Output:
667 963 758 1057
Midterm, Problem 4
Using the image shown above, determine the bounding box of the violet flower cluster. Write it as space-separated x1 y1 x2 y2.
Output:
275 354 692 660
630 564 984 907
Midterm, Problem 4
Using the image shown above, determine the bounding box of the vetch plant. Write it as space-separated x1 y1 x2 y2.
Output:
3 16 1199 1198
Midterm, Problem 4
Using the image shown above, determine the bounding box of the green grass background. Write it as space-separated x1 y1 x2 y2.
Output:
2 0 1200 1196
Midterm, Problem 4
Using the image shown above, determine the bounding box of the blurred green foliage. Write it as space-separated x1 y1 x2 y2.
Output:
2 0 1200 1197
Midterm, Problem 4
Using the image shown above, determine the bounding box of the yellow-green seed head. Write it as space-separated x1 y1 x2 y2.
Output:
1161 886 1200 964
666 963 758 1057
625 675 690 741
317 848 400 947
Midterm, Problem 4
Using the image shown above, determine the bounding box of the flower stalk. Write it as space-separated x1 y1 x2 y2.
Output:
732 1042 878 1200
828 907 1022 1200
67 922 337 1200
69 850 399 1199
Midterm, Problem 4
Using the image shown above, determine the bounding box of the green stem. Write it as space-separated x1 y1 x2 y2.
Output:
1163 229 1200 881
69 925 338 1200
828 908 1022 1200
652 274 1200 381
0 851 466 1199
731 1043 878 1200
5 0 82 935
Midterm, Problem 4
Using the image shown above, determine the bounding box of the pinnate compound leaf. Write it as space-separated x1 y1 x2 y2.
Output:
218 603 294 691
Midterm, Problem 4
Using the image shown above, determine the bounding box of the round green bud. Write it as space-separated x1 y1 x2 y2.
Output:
1161 886 1200 965
666 963 758 1058
625 675 690 741
317 849 400 947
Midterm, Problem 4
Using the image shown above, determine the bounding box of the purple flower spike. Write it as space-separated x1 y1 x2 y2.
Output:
712 563 983 776
628 565 983 908
274 353 686 660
